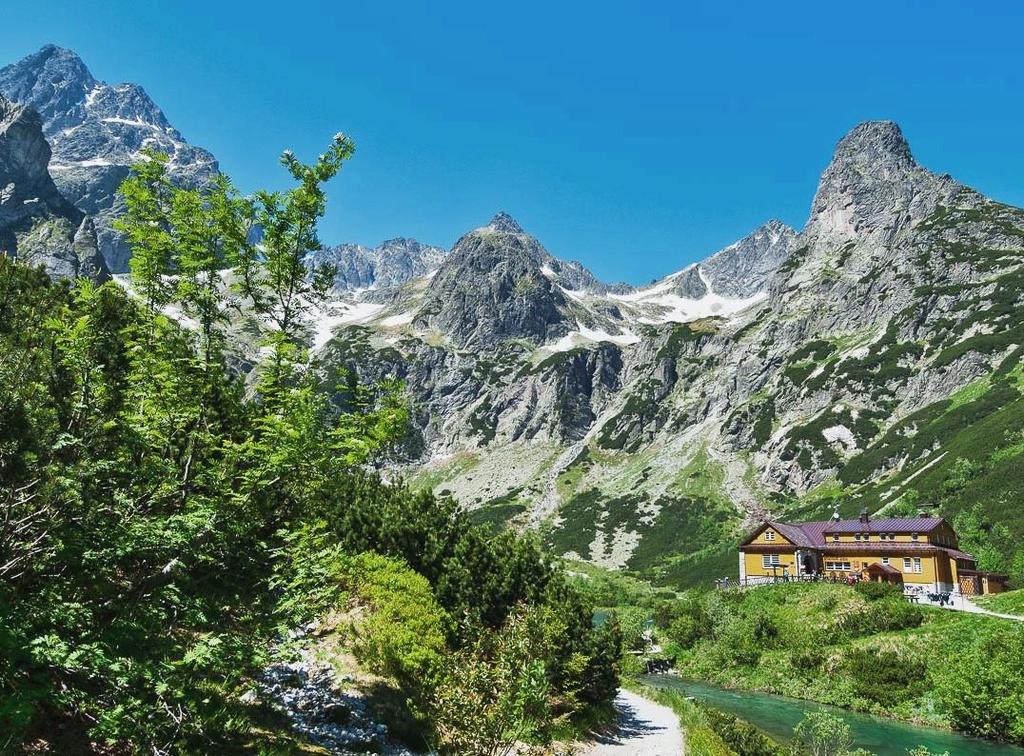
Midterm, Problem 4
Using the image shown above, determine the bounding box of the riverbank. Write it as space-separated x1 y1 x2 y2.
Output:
645 676 1024 756
654 581 1024 743
579 689 684 755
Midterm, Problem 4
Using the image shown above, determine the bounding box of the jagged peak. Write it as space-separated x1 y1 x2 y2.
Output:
758 218 796 236
487 211 525 234
827 120 915 173
5 44 95 84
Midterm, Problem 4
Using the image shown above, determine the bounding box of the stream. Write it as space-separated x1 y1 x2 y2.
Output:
643 675 1024 755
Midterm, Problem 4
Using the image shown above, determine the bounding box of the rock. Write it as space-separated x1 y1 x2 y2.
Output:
0 94 108 281
309 237 448 293
0 45 218 272
259 632 418 755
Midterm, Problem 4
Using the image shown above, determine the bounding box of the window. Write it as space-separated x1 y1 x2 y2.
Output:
911 532 919 541
903 558 912 572
764 530 775 541
832 534 840 542
762 554 781 568
854 533 861 541
825 560 852 571
881 557 889 565
913 557 922 574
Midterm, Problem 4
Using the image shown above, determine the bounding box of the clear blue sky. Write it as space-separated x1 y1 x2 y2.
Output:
2 1 1022 284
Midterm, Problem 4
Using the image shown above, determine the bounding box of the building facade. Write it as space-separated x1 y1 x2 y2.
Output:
737 513 1006 594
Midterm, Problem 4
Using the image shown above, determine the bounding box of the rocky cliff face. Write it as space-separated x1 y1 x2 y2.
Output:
0 94 107 281
308 120 1024 583
0 45 218 272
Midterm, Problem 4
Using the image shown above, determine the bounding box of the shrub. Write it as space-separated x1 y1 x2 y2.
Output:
935 626 1024 744
841 597 922 637
700 704 784 755
609 606 649 652
845 649 928 708
853 581 902 601
428 606 558 754
751 612 780 648
348 552 450 696
667 614 706 650
790 711 871 756
790 647 825 672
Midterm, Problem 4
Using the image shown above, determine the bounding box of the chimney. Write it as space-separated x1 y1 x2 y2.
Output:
859 507 869 525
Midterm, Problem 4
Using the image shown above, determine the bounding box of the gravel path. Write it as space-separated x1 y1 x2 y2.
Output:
580 689 684 755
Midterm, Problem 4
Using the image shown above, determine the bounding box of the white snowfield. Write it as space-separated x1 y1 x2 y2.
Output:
580 689 684 755
542 322 642 353
311 301 385 350
611 266 766 324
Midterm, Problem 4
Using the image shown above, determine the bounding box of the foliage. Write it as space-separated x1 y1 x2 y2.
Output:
844 649 928 708
790 711 870 756
428 606 558 755
934 624 1024 744
657 583 1016 738
699 704 784 755
0 140 619 751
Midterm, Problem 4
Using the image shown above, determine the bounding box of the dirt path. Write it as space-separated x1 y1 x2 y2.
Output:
580 689 684 755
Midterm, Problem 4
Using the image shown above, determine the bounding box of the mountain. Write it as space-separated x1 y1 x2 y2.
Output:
308 236 448 292
311 120 1024 587
0 45 218 272
0 94 108 281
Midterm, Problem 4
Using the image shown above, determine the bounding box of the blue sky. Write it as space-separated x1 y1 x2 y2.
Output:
2 1 1023 284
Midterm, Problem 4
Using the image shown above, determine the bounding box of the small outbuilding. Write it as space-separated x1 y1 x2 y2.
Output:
864 562 904 586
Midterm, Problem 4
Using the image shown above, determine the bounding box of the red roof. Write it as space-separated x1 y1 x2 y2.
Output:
740 517 971 560
821 517 946 535
866 562 902 574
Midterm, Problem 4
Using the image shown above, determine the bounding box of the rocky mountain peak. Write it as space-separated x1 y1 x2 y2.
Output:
804 120 959 246
487 211 525 234
830 120 914 173
416 215 569 347
0 45 96 131
309 236 448 292
653 219 796 300
0 45 219 273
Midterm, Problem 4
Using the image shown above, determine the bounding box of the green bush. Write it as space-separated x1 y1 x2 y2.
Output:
700 705 784 755
790 647 825 672
935 626 1024 743
840 597 922 637
348 552 450 694
667 614 706 650
853 581 902 601
791 711 871 756
845 649 928 708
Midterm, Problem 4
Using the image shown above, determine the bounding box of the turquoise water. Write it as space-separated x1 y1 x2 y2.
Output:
644 675 1024 756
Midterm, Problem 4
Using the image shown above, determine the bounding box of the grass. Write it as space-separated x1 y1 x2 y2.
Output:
408 451 480 493
973 589 1024 616
661 583 1018 731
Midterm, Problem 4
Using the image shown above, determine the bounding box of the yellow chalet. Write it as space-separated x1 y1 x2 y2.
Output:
738 510 1007 595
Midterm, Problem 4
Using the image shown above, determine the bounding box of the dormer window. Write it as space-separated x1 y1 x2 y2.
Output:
911 533 919 541
764 530 775 541
832 534 839 541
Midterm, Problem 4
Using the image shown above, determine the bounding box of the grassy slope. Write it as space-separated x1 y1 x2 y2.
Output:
665 583 1015 730
974 588 1024 615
